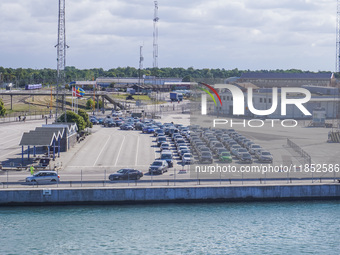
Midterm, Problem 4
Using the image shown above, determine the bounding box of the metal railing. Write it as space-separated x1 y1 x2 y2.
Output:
287 138 312 165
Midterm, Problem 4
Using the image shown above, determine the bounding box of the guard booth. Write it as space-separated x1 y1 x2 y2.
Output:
309 107 326 127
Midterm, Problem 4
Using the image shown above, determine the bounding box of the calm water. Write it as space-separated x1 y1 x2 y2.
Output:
1 201 339 255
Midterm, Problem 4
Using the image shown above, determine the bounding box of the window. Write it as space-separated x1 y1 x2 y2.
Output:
227 96 230 101
269 98 272 104
264 98 267 103
260 98 263 103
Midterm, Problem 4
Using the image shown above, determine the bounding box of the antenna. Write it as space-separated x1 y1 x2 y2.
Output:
153 1 159 68
336 0 340 73
139 45 144 70
139 45 144 86
55 0 69 122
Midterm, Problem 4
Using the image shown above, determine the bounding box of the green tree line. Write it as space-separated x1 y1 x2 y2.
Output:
0 66 334 87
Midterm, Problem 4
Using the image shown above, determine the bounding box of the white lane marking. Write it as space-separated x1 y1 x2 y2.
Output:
93 135 111 167
0 136 21 146
135 135 139 166
114 135 126 166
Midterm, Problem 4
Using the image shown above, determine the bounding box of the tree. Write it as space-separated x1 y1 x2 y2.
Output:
0 99 6 117
78 109 93 128
57 110 86 132
95 100 103 109
182 75 192 82
86 98 95 109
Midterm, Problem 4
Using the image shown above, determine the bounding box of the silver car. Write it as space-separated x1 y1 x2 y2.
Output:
26 171 60 183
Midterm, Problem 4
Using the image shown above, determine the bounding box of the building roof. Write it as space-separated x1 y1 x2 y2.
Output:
240 72 333 80
234 82 259 89
20 123 78 146
19 130 60 146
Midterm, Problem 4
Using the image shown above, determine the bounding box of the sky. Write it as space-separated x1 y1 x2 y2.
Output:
0 0 337 71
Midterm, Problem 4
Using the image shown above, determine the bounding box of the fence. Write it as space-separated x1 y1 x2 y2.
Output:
1 168 338 189
287 138 311 166
0 110 54 123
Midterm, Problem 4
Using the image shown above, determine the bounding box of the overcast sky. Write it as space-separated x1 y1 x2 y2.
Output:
0 0 337 71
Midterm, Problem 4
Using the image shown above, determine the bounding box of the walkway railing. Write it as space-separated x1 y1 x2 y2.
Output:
287 138 311 166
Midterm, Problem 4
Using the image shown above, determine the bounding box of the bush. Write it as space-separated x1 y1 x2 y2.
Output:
78 109 93 128
58 110 86 132
0 99 5 117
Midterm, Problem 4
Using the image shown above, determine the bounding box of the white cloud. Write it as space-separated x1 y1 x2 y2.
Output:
0 0 337 71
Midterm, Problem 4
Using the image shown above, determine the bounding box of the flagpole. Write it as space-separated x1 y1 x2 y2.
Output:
71 86 73 111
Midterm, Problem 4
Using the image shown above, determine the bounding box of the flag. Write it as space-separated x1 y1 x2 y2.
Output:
72 86 85 98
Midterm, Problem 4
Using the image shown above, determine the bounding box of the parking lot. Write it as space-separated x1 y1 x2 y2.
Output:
1 110 340 186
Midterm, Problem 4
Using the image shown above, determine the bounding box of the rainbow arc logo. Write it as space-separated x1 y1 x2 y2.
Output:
198 82 222 107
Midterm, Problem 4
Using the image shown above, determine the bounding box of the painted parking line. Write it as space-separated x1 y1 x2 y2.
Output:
93 135 111 167
114 135 126 166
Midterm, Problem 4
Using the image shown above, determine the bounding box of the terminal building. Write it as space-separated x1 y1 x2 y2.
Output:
237 72 335 88
213 86 340 120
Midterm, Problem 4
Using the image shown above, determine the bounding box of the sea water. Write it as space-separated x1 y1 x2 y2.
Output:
0 201 339 254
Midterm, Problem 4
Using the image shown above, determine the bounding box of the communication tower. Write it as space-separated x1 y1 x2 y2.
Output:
139 45 144 86
55 0 69 121
336 0 340 73
153 1 159 68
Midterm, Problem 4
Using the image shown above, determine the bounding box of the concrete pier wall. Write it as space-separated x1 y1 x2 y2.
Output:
0 184 339 205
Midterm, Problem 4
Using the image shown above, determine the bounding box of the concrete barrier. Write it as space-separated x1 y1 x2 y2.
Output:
0 184 339 205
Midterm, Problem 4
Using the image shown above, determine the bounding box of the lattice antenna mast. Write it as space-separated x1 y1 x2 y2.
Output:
336 0 340 73
139 45 144 86
55 0 69 121
139 45 144 70
153 1 159 68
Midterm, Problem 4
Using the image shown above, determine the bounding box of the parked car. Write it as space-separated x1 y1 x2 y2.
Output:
157 136 167 147
239 152 253 164
182 153 193 165
160 150 174 167
230 145 242 156
109 169 143 181
160 143 170 152
219 151 232 163
149 160 168 174
120 124 134 130
199 152 213 164
249 144 262 155
257 151 273 163
26 171 60 183
90 117 99 125
235 148 248 159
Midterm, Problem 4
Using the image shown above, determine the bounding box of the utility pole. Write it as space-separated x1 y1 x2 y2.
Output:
55 0 69 122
